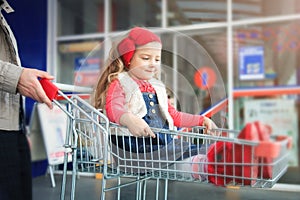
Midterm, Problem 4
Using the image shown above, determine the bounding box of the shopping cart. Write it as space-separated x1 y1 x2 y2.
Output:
40 79 292 200
39 78 109 200
102 123 292 200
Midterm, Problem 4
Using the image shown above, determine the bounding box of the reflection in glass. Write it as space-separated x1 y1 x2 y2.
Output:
168 0 227 26
57 0 162 36
233 0 300 20
233 21 300 87
57 0 105 36
57 40 103 86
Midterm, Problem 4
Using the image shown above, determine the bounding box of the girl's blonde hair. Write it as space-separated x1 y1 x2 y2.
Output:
91 41 127 109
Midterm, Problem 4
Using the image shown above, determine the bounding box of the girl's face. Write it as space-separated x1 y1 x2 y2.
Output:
127 42 161 80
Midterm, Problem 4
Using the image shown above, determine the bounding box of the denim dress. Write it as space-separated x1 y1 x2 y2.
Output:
111 93 202 172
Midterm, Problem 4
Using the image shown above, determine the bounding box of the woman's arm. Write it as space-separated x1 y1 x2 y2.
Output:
0 60 22 93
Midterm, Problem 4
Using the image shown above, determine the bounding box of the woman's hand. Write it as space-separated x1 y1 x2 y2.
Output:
119 113 156 138
17 68 54 109
202 116 218 135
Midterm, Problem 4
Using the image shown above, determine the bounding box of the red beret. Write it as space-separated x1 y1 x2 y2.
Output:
118 27 161 67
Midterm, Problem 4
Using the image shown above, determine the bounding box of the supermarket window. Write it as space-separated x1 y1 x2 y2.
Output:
168 0 227 26
112 0 161 31
233 20 300 88
232 0 300 20
57 0 105 36
158 28 227 127
57 39 103 86
57 0 162 35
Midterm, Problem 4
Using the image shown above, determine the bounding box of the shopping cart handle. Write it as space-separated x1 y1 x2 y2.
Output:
39 78 59 101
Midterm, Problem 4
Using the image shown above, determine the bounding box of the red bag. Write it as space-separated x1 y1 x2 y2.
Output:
254 121 272 178
233 122 260 185
207 141 234 186
207 122 265 186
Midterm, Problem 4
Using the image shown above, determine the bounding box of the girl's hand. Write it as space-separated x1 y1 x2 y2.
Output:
202 117 218 135
120 113 156 138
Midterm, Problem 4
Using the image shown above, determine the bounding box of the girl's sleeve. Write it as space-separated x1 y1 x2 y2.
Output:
168 102 204 127
105 79 128 124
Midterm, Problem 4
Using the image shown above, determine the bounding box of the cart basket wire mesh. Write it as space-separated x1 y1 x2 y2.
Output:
40 78 292 200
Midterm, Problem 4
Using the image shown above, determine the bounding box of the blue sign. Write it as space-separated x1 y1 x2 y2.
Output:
239 46 264 80
202 71 208 86
74 57 101 71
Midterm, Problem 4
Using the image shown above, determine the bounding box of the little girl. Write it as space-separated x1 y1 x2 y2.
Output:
92 27 216 180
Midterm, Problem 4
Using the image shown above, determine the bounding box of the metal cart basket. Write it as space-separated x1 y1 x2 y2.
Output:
40 79 292 200
40 79 109 200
